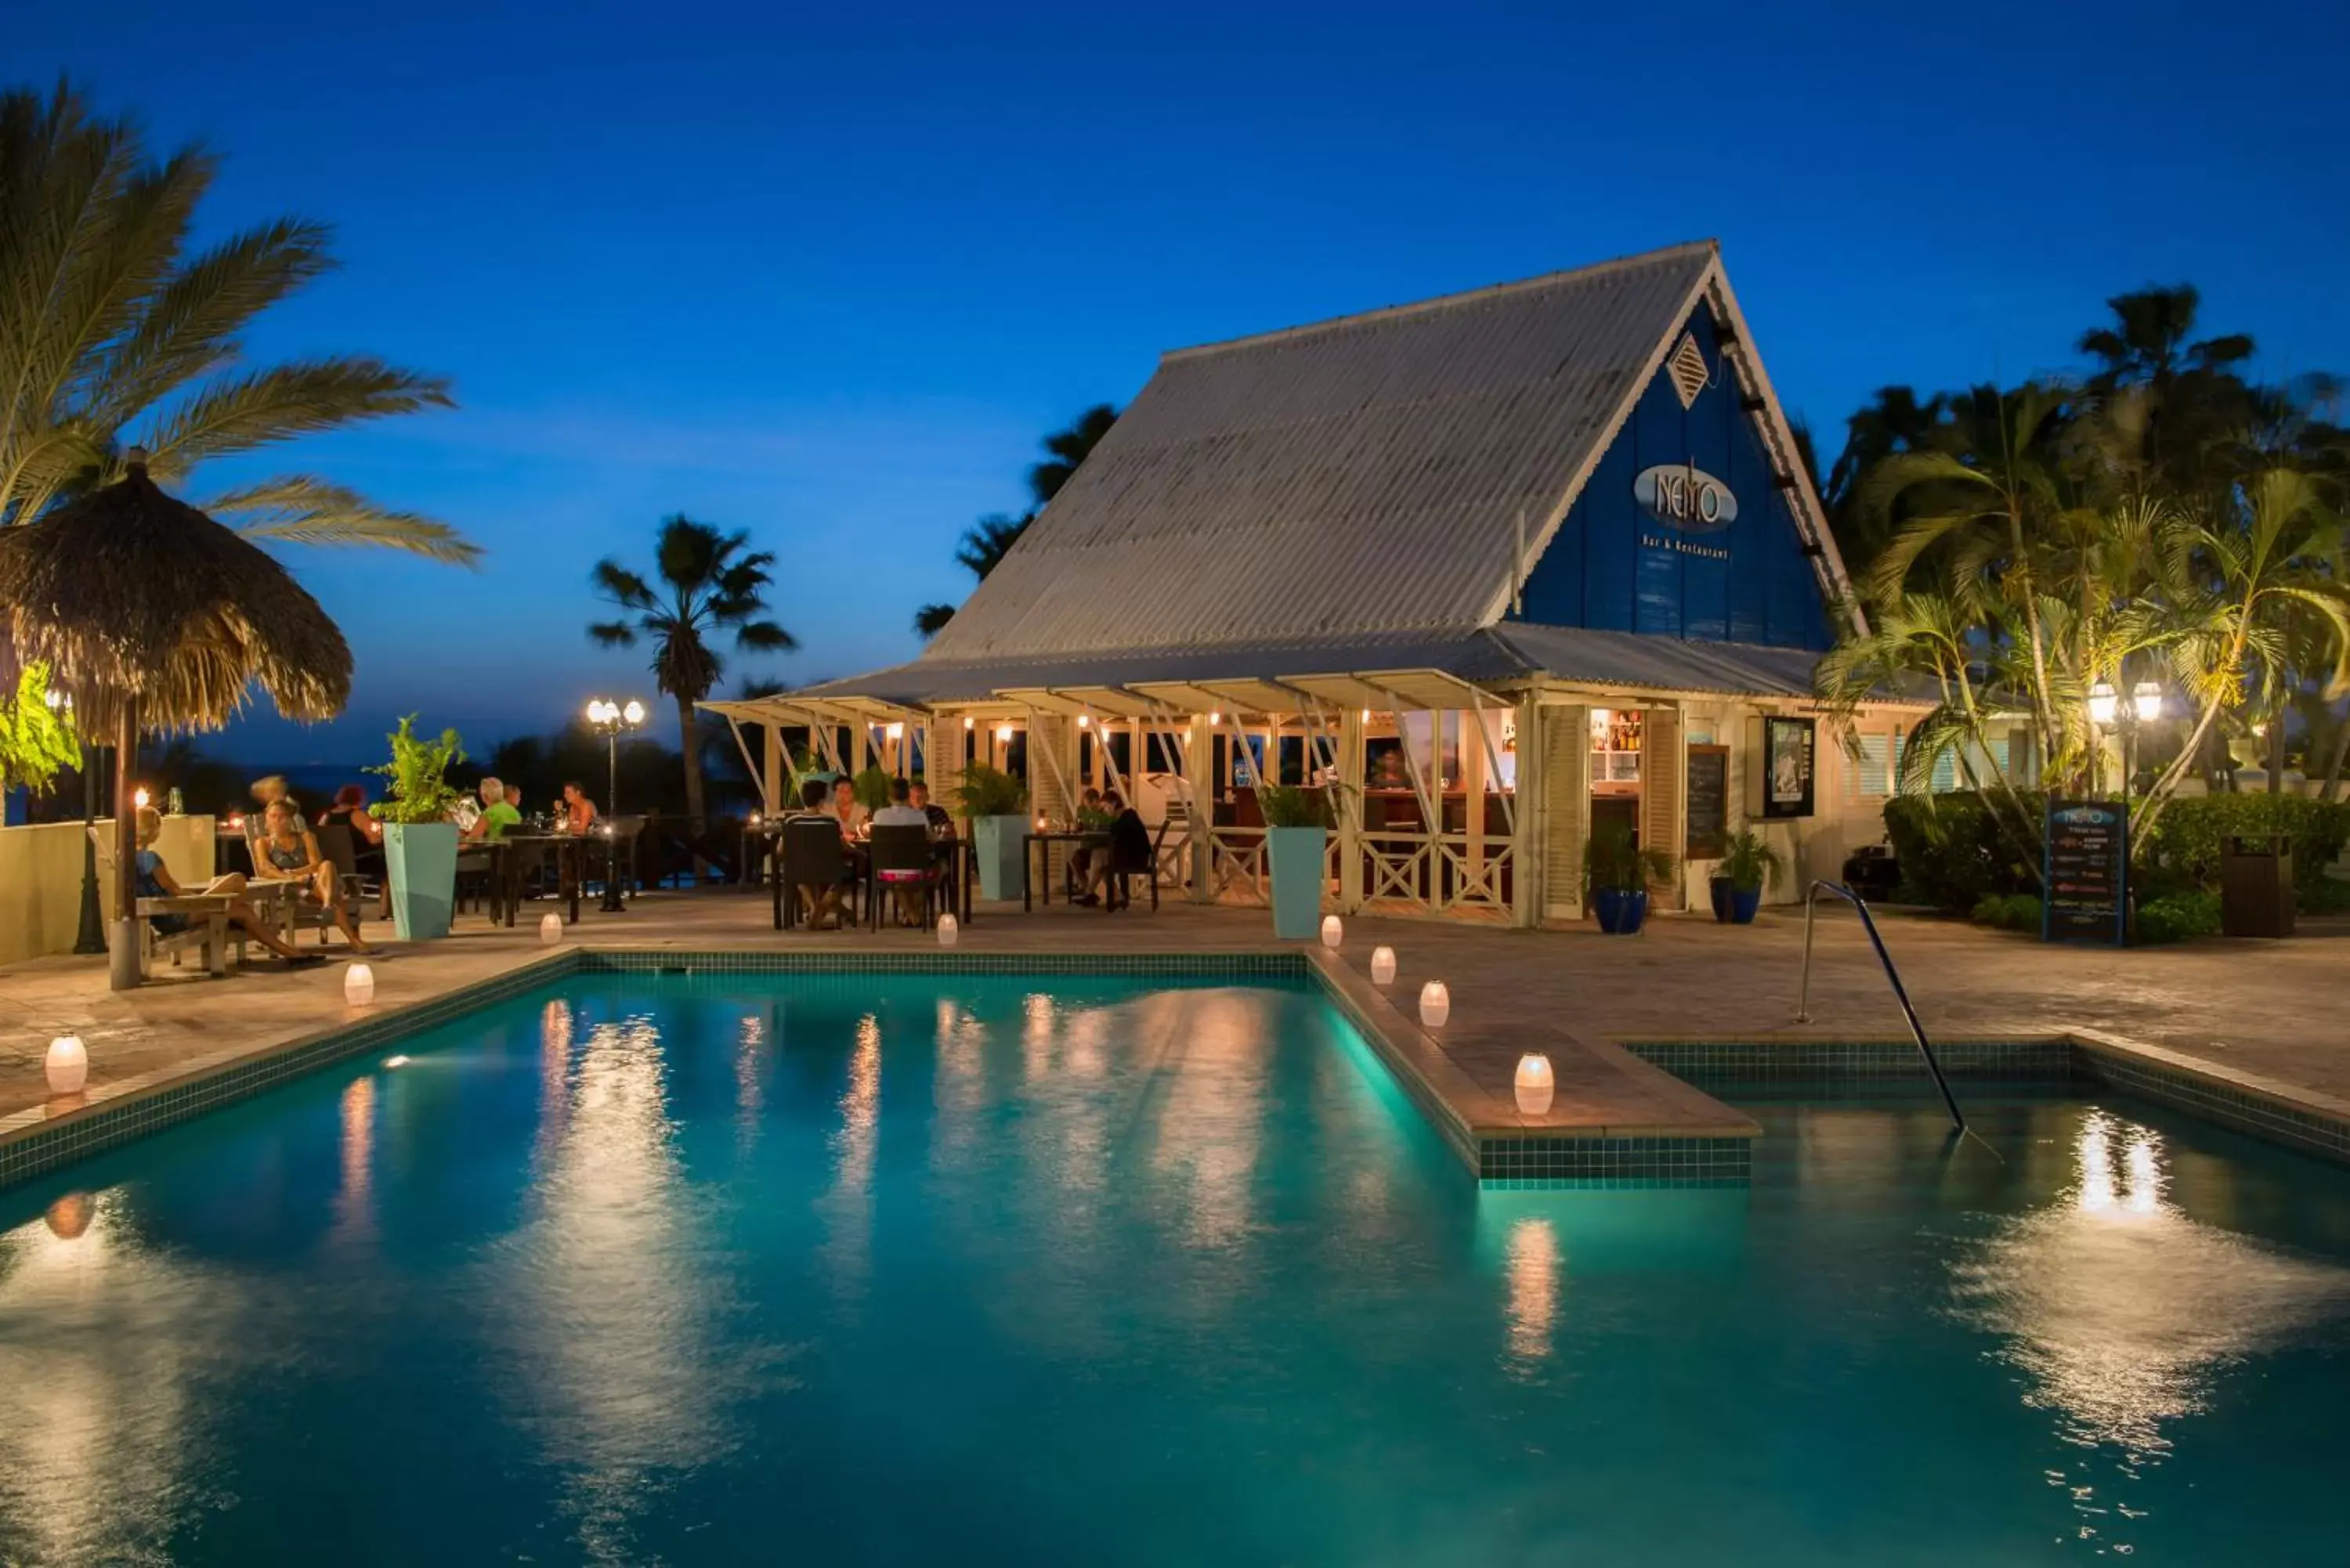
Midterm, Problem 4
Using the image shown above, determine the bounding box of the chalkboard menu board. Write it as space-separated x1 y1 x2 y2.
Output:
2042 799 2128 945
1685 744 1729 859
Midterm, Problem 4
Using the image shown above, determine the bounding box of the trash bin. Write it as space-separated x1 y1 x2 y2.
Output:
2219 834 2294 938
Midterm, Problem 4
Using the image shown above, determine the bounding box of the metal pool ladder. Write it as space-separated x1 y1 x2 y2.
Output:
1795 880 1965 1133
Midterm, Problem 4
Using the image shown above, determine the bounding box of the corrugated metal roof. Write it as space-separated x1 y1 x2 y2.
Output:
777 621 1889 711
920 241 1719 662
1492 623 1824 698
793 630 1537 709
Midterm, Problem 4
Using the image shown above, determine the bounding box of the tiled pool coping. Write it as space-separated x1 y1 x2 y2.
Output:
5 948 2348 1193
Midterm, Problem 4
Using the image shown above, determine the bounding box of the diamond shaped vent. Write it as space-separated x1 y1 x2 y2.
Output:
1666 331 1709 409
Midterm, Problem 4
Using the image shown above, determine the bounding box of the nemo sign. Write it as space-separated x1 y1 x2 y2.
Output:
1633 463 1738 533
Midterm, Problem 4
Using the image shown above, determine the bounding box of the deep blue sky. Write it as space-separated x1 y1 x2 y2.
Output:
22 0 2348 765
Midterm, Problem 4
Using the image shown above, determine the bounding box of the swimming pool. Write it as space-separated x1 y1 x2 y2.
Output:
2 970 2346 1564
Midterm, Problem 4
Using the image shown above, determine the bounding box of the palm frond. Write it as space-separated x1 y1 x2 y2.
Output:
139 356 454 470
205 472 479 565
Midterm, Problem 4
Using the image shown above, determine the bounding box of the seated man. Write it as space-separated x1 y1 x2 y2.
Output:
1068 786 1105 895
869 778 935 926
1078 790 1153 909
909 778 955 837
133 806 320 965
785 778 850 927
561 780 598 835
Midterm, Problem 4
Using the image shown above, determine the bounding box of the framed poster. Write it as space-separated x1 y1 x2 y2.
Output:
2042 799 2128 945
1685 744 1730 858
1748 715 1815 819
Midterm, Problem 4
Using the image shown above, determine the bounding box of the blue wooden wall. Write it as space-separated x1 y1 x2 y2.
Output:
1511 311 1830 649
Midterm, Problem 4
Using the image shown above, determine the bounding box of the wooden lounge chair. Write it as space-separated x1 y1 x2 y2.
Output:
88 824 247 976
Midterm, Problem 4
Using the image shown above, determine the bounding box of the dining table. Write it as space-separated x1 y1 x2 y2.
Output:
487 831 586 927
1022 829 1108 912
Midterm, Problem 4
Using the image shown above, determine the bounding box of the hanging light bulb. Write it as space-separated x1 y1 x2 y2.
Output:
964 716 975 730
996 724 1014 743
1515 1053 1555 1115
1369 945 1397 985
1419 981 1451 1028
343 963 375 1006
45 1035 88 1094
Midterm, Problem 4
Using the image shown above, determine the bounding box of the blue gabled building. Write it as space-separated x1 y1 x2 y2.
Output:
711 241 1923 924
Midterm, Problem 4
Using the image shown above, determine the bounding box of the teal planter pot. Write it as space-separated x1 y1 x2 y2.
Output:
1266 826 1328 940
383 822 460 941
971 815 1030 901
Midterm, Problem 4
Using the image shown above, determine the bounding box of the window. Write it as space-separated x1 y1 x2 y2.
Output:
1853 733 1891 797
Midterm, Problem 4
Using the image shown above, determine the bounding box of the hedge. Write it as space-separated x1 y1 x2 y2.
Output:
1883 789 2350 916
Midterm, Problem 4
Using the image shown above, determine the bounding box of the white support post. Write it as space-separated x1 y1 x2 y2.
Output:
761 721 783 818
1511 693 1541 928
1338 705 1365 913
1184 713 1214 901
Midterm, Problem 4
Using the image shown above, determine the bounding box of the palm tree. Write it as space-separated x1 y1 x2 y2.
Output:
0 82 472 560
588 516 795 831
1026 403 1119 504
915 405 1119 637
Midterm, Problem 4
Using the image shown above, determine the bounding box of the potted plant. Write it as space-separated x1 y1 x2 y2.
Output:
1582 822 1676 935
951 763 1029 901
1256 782 1334 940
367 715 466 940
851 764 894 815
1708 829 1785 924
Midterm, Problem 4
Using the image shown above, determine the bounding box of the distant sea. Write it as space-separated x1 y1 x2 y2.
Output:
244 763 378 804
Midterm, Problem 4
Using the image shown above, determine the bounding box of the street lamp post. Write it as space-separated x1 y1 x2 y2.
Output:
584 698 645 913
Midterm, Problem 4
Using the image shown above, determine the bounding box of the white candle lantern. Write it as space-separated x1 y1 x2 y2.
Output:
938 912 960 948
1369 945 1397 986
1419 981 1451 1028
1320 915 1343 949
45 1035 88 1094
1515 1053 1555 1115
344 963 375 1006
540 912 562 945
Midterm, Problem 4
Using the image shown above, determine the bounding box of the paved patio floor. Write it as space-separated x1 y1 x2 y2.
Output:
2 887 2345 1139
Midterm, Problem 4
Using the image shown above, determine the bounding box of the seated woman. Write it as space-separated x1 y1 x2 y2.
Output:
255 799 375 952
132 807 318 965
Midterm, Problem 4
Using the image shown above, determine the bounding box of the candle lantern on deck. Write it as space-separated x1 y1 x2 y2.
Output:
1369 945 1397 986
1418 981 1451 1028
1515 1053 1555 1115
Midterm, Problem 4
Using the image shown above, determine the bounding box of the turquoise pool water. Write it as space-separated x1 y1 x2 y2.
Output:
3 973 2348 1565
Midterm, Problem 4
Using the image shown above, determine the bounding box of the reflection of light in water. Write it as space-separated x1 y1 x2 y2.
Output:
535 998 575 1158
1065 1006 1108 1080
334 1076 378 1245
0 1192 248 1565
1148 992 1266 1251
1954 1111 2350 1466
734 1010 768 1154
931 999 985 1171
1503 1216 1560 1372
821 1015 883 1302
494 1014 752 1563
1022 992 1054 1079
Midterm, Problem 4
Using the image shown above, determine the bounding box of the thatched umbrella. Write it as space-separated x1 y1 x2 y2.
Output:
0 450 352 984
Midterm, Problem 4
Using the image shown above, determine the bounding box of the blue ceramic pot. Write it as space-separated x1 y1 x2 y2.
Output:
1593 887 1649 934
971 815 1030 901
1709 877 1762 924
383 821 459 941
1266 826 1329 939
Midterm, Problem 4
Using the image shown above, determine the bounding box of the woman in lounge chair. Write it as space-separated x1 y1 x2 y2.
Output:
255 798 375 952
132 807 317 963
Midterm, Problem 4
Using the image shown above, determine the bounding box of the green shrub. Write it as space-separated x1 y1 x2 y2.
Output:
2138 793 2350 908
367 715 467 825
1882 791 2044 914
1969 892 2044 933
1889 788 2350 916
2135 890 2222 945
948 763 1025 819
1256 782 1336 829
851 764 894 812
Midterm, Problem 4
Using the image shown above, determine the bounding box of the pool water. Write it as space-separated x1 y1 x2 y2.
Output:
3 974 2348 1566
